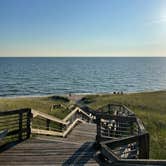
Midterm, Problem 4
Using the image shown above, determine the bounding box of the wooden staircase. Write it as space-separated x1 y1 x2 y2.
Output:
1 105 166 165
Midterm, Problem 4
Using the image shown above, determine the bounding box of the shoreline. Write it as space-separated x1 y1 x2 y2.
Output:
0 89 165 99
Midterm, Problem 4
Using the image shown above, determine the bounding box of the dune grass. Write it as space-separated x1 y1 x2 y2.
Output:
0 95 71 119
0 95 71 137
0 91 166 159
80 91 166 159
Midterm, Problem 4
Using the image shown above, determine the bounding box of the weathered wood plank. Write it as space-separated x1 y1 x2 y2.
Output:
0 108 31 116
0 123 98 165
31 128 63 136
0 140 98 165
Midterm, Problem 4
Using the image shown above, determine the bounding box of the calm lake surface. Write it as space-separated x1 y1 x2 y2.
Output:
0 57 166 97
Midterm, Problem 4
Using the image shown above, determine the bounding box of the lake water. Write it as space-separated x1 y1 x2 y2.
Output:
0 57 166 97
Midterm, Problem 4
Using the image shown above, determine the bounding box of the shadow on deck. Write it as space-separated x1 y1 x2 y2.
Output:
62 142 96 165
0 117 99 165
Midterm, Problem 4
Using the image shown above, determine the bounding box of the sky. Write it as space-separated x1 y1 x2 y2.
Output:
0 0 166 57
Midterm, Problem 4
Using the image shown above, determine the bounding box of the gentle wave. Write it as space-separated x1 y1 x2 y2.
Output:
0 57 166 97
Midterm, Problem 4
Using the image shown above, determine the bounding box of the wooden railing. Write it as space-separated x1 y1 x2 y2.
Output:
96 104 166 165
1 105 166 165
0 106 93 149
31 109 68 137
97 104 135 116
31 107 93 137
0 108 31 151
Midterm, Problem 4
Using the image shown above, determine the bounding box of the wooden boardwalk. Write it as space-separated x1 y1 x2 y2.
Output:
1 106 166 165
0 123 99 165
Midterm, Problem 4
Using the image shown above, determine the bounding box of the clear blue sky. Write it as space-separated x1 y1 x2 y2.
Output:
0 0 166 56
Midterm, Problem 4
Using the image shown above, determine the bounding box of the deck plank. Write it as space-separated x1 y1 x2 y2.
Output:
0 123 99 165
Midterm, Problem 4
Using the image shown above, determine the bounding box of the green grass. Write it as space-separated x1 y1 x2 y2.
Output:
0 95 71 139
0 95 71 119
1 91 166 159
79 91 166 159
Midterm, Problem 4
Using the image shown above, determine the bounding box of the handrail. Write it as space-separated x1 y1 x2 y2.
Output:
95 104 166 165
62 118 85 137
97 104 135 116
100 139 166 165
63 107 92 122
31 109 68 125
62 107 79 122
95 104 151 163
0 108 31 115
0 108 31 149
31 128 63 137
32 107 92 124
31 106 93 137
136 117 146 133
78 105 97 116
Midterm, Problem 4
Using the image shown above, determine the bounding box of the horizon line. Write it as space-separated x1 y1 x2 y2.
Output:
0 56 166 58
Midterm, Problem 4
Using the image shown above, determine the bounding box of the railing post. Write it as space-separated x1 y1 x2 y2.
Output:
138 133 150 159
46 119 50 130
26 109 31 139
130 121 134 135
96 114 101 144
18 112 23 141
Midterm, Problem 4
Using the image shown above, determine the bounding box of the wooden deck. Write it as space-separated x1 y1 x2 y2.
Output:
1 106 166 165
0 123 99 165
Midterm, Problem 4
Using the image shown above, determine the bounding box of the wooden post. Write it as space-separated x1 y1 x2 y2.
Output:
116 115 121 138
18 112 23 141
120 105 123 114
138 133 149 159
26 109 31 139
96 114 101 144
130 121 134 135
46 119 50 130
